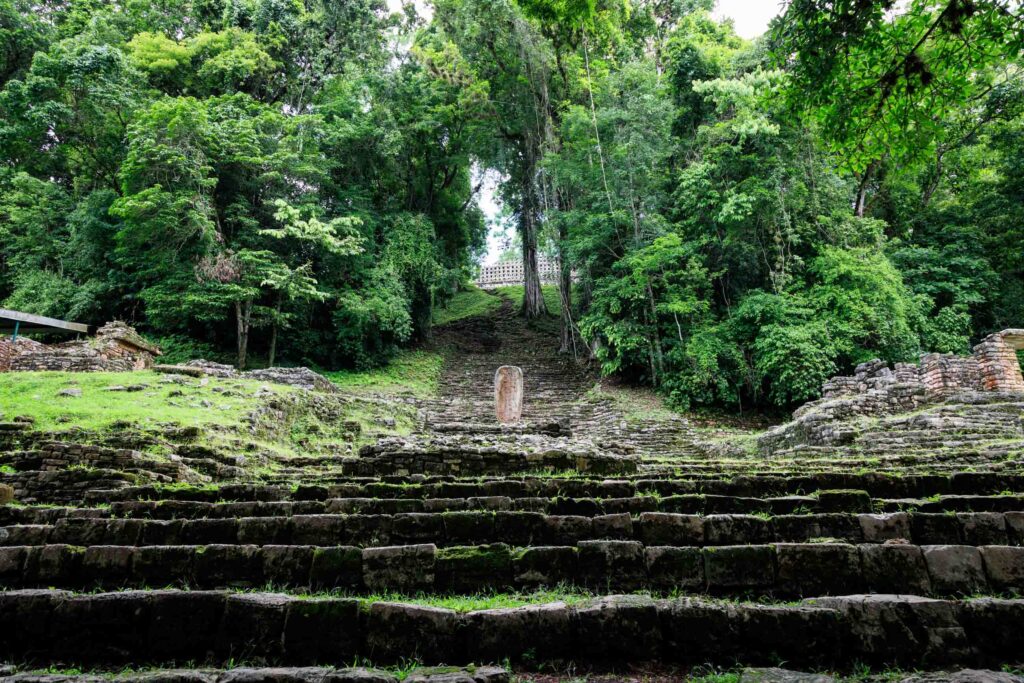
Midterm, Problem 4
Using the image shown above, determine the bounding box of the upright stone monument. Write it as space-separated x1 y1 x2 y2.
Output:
494 365 524 423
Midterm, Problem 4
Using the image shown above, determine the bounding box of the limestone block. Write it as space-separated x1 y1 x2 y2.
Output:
644 546 703 589
436 543 513 593
282 597 361 663
577 539 645 590
637 512 704 545
979 546 1024 591
957 513 1007 546
704 545 776 589
261 545 314 586
494 365 523 423
911 513 963 545
309 546 362 590
704 514 773 545
362 544 436 592
147 590 230 660
464 601 575 661
513 546 577 587
82 545 135 586
220 593 293 661
775 543 863 596
365 602 461 664
860 544 931 594
860 513 912 543
0 484 13 505
194 544 262 587
575 595 662 660
922 545 987 594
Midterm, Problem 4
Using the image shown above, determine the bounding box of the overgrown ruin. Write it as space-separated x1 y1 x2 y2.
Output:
1 296 1024 681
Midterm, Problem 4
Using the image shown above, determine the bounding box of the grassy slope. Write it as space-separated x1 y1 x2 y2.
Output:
432 286 504 326
0 371 294 432
323 350 443 398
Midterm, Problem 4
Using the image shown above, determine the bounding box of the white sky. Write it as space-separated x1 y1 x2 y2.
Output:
382 0 781 264
712 0 785 40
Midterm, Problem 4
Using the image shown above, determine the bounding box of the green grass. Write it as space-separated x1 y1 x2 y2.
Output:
433 285 504 326
0 371 293 432
323 350 444 398
357 587 597 611
493 284 565 315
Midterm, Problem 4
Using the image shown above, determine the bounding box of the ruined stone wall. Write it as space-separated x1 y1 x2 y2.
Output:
4 322 157 373
975 329 1024 393
0 337 44 371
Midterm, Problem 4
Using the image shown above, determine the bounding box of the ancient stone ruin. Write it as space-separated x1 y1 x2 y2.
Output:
2 296 1024 681
2 321 160 372
759 328 1024 454
494 365 524 423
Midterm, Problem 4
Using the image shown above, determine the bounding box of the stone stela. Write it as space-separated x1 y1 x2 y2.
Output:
494 365 524 423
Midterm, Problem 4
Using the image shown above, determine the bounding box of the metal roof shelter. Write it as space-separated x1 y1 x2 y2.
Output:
0 309 91 340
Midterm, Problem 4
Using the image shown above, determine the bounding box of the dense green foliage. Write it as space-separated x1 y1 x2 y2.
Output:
2 0 1022 409
0 0 487 369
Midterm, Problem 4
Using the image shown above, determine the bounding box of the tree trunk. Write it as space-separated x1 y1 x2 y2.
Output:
268 294 282 367
558 254 573 355
854 160 878 218
520 174 548 319
236 299 252 370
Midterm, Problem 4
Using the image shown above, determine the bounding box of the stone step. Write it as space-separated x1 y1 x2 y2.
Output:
6 491 1024 526
4 511 1023 549
2 542 1022 597
0 667 509 683
1 590 1022 669
85 471 1024 504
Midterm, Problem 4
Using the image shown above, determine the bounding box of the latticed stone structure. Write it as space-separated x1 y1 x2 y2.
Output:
475 256 563 287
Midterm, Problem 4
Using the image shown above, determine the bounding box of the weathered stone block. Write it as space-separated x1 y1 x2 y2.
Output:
392 513 445 544
436 544 512 593
262 545 314 587
575 595 662 660
362 544 436 592
309 546 362 590
148 590 228 661
860 544 931 594
911 513 963 545
131 546 195 586
220 593 293 662
1004 511 1024 546
494 511 544 546
282 597 360 663
238 517 292 545
0 484 13 505
704 545 775 589
0 589 72 658
442 511 495 544
775 543 863 596
704 515 772 545
82 545 135 586
979 546 1024 591
638 513 704 546
817 490 872 513
465 602 575 661
918 545 987 597
644 546 703 590
859 513 911 543
541 515 593 545
806 594 970 665
365 602 461 664
23 544 84 585
512 546 577 587
0 546 27 584
291 515 348 546
958 513 1007 546
958 597 1024 659
180 519 239 545
577 540 645 590
591 512 632 539
52 591 153 662
194 544 262 587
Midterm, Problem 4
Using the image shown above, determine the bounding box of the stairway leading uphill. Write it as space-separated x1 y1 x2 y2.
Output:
3 289 1024 681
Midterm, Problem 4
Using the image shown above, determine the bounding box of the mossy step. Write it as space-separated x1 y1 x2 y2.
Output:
2 589 1023 670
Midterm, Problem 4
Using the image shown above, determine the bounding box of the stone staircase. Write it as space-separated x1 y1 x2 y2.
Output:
2 290 1024 680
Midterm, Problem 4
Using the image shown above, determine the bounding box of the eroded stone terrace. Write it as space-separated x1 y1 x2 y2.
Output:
2 292 1024 682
